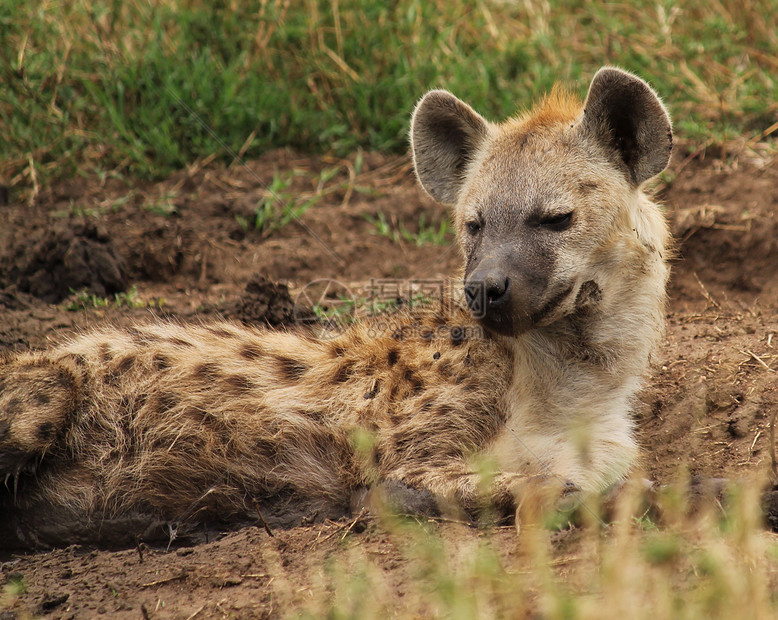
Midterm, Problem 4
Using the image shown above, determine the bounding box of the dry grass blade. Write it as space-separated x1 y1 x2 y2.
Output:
771 409 777 480
140 571 189 588
317 509 368 544
742 349 776 372
693 272 721 308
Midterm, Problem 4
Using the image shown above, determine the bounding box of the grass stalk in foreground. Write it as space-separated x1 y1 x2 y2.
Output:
290 478 778 619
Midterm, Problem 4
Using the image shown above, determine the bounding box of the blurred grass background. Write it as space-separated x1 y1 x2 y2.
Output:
2 0 777 193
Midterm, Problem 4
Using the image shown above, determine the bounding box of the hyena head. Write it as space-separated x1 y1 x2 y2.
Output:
411 67 672 337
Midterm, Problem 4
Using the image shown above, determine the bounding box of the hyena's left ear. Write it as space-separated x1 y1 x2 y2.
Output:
410 90 490 204
581 67 673 185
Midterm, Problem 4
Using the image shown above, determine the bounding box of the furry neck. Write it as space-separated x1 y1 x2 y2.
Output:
490 199 669 491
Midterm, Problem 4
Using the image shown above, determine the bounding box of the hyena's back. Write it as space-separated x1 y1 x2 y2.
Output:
0 311 511 547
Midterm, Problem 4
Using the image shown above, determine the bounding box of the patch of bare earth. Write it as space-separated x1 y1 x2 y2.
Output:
1 147 777 618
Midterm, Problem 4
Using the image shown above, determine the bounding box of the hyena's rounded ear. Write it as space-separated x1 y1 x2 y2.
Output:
410 90 490 204
581 67 673 185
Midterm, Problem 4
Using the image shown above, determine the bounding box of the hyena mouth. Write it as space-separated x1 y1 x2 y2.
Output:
530 282 576 326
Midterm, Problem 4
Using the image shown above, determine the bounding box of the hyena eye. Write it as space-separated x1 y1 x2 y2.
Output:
466 221 482 235
539 211 573 231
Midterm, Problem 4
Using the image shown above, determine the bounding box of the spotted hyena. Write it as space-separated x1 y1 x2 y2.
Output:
0 67 671 548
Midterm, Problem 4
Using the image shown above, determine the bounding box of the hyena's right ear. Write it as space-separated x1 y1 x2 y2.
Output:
410 90 490 204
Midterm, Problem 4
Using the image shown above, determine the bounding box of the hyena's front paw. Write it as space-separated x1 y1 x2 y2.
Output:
350 480 440 518
501 474 581 524
0 358 80 476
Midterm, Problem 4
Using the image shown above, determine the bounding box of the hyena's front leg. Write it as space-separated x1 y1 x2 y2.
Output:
0 353 81 479
354 461 575 522
419 467 578 521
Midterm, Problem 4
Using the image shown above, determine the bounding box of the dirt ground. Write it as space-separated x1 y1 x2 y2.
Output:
1 144 777 618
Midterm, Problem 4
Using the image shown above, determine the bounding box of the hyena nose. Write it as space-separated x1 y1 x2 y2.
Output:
465 274 511 316
484 275 510 305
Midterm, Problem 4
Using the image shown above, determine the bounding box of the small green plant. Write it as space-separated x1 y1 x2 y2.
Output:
51 200 102 219
66 290 111 310
311 296 358 323
633 511 660 531
363 211 394 240
241 170 328 234
363 293 436 318
114 286 160 308
65 285 165 311
1 573 27 611
364 212 451 246
3 574 26 597
307 296 363 340
51 191 137 219
145 191 179 216
409 215 450 246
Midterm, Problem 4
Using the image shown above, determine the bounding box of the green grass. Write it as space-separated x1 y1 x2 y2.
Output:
236 169 325 234
145 191 179 217
64 285 165 311
2 0 777 197
365 211 451 246
234 165 349 233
